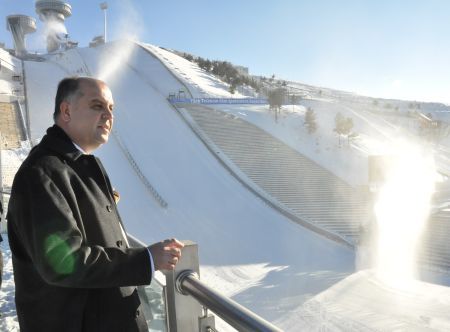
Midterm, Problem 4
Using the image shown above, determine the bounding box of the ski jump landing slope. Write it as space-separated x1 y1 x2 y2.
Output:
22 41 354 328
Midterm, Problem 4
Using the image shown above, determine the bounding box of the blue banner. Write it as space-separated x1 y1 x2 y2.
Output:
169 97 268 105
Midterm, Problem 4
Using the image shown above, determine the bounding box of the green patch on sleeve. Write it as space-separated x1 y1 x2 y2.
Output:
44 234 75 275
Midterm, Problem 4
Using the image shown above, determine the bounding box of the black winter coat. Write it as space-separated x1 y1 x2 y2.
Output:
7 125 152 332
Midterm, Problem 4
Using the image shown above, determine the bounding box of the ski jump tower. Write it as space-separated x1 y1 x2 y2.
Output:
6 15 37 57
35 0 72 53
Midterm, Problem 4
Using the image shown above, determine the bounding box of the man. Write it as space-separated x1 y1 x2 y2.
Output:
7 77 183 332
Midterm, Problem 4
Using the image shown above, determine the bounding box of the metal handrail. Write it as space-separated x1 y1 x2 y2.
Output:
128 234 282 331
177 269 283 332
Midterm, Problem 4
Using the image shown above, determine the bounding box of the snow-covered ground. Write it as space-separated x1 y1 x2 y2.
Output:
2 38 450 331
284 270 450 331
0 238 19 332
142 44 249 99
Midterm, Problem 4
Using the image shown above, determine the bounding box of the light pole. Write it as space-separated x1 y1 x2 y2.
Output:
100 2 108 43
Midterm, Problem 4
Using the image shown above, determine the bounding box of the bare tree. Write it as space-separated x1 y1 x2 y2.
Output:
304 107 317 134
334 112 354 146
268 88 285 122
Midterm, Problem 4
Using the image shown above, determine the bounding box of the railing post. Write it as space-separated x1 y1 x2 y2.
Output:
164 240 205 332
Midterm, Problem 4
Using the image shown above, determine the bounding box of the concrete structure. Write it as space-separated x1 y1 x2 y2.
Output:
6 15 36 57
35 0 72 52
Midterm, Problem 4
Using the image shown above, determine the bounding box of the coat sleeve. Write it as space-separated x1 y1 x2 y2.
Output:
10 165 152 288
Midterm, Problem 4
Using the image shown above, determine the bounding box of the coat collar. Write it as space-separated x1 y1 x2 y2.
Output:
39 125 84 161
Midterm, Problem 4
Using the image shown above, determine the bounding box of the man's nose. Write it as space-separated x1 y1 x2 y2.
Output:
102 111 114 120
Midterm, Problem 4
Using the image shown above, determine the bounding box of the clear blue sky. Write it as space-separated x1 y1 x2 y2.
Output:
1 0 450 104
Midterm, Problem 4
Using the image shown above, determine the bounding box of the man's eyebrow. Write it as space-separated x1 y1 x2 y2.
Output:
89 98 105 104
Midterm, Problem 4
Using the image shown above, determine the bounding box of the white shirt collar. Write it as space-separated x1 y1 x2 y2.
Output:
72 142 88 155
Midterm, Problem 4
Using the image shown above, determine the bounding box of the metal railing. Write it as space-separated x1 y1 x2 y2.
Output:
177 270 283 332
128 235 284 332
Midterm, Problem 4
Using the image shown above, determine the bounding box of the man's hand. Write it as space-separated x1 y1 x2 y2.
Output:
148 238 184 271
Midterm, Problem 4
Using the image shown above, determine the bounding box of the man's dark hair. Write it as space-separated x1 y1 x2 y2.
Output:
53 77 86 121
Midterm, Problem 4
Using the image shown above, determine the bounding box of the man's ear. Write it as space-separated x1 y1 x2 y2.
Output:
59 101 71 122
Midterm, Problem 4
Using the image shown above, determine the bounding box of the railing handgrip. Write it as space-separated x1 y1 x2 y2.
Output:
177 269 283 332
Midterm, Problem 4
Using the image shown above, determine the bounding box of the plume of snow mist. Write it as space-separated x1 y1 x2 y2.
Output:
97 0 144 83
373 141 435 288
27 17 68 53
44 18 68 50
43 18 68 37
97 39 137 83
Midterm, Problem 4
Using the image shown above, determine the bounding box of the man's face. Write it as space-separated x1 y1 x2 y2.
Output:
63 80 114 153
